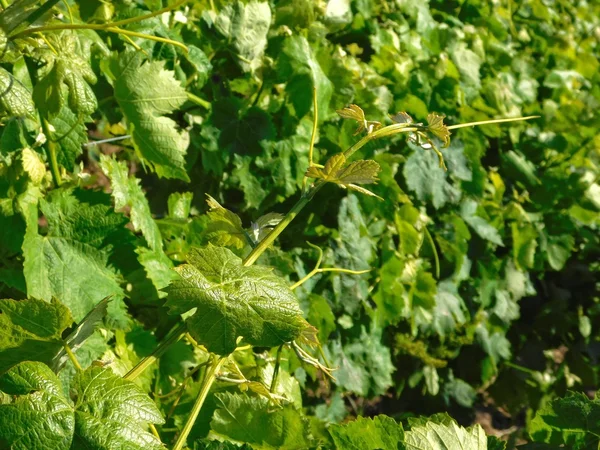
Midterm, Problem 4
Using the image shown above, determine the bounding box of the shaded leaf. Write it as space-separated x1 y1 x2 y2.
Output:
0 298 73 374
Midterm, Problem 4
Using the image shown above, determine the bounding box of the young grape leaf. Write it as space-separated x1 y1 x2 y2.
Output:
21 148 46 184
0 297 73 374
426 113 451 147
210 392 311 449
337 104 382 135
32 32 98 117
108 51 189 181
405 421 487 450
329 415 405 450
214 1 271 73
0 67 35 119
0 361 164 450
165 245 309 355
205 194 247 249
306 153 381 198
100 155 163 251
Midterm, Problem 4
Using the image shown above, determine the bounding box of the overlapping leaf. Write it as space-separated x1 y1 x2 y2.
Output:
0 298 73 374
165 245 310 355
108 51 189 181
0 361 164 450
306 153 381 198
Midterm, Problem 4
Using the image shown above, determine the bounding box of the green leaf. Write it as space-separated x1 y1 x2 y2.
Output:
165 245 309 355
426 113 450 147
449 42 482 100
431 280 467 338
329 415 405 450
544 233 574 271
307 153 381 185
33 31 98 117
0 67 35 119
0 298 73 374
337 104 382 135
528 391 600 448
331 195 373 315
460 199 504 246
404 144 461 209
0 361 164 450
53 297 109 371
205 194 247 249
109 51 189 181
22 189 126 323
210 392 311 449
100 155 163 251
168 192 193 219
405 420 487 450
0 361 73 450
214 1 272 73
48 101 88 172
137 247 176 295
277 35 333 120
512 222 538 270
326 326 394 397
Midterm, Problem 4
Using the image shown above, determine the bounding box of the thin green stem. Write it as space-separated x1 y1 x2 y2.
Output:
423 226 440 279
302 86 319 193
11 23 188 52
0 0 9 10
446 115 539 130
172 356 225 450
343 124 419 159
63 342 82 371
61 0 74 24
107 27 187 52
23 0 62 28
42 118 62 186
290 242 370 290
243 185 322 266
11 0 187 37
270 345 283 393
187 92 211 110
100 0 188 28
124 322 187 381
308 87 318 167
149 423 160 440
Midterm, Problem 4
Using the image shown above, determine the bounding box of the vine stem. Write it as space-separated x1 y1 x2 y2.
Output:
244 124 420 267
63 342 82 371
270 345 283 393
42 118 62 186
290 242 370 290
11 24 188 53
124 322 187 381
243 187 319 266
172 356 225 450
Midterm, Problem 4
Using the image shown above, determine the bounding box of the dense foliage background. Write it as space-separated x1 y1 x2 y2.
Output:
0 0 599 448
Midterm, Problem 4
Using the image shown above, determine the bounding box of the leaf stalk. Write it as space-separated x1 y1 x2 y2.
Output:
124 322 187 381
172 356 225 450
